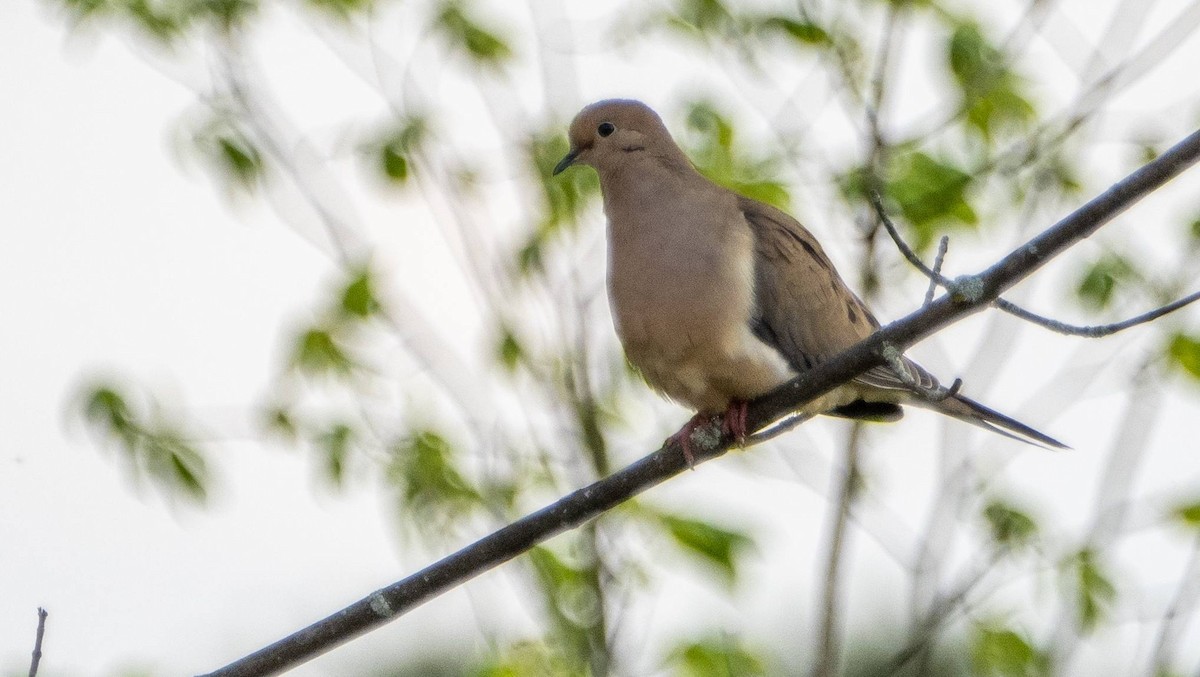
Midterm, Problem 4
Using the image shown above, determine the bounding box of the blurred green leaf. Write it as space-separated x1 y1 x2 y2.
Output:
660 514 752 585
263 404 298 441
530 132 599 234
1173 501 1200 528
971 625 1046 677
125 0 186 39
1168 333 1200 380
670 636 766 677
292 326 354 376
1067 548 1116 632
199 0 257 28
304 0 370 19
79 382 210 503
84 386 139 447
496 324 524 372
216 135 263 187
683 102 791 210
947 21 1035 139
528 546 602 632
476 639 576 677
372 116 426 184
340 267 380 319
1188 217 1200 244
667 0 737 35
524 131 599 277
389 430 480 521
845 150 977 251
1076 254 1136 310
983 500 1039 549
59 0 113 20
318 422 354 487
756 16 830 46
381 145 408 181
434 0 512 65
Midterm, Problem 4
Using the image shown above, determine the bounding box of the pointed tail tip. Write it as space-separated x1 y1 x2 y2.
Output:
949 393 1070 450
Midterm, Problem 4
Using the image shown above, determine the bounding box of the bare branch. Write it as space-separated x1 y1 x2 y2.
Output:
28 608 47 677
197 127 1200 677
925 236 949 307
811 424 864 677
868 191 1200 337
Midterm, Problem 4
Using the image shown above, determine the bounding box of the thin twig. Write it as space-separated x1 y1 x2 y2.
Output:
868 190 1200 337
811 424 864 677
198 126 1200 677
28 607 47 677
925 236 948 306
1150 533 1200 675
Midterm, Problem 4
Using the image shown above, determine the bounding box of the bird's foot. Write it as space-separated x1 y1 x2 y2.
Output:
666 413 715 469
666 402 751 469
722 400 750 444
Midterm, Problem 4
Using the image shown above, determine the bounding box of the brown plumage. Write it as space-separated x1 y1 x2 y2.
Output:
554 99 1065 451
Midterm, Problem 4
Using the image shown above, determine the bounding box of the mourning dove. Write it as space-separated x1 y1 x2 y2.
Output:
553 99 1065 460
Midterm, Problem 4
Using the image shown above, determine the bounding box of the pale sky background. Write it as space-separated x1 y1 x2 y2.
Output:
4 0 1200 675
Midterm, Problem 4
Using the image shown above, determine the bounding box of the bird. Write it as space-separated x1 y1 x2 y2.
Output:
552 99 1065 463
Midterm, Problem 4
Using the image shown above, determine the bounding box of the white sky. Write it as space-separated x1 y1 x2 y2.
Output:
4 0 1200 675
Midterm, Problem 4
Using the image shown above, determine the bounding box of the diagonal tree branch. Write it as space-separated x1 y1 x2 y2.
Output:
198 126 1200 677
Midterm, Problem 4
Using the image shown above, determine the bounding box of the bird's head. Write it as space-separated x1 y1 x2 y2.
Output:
553 99 681 176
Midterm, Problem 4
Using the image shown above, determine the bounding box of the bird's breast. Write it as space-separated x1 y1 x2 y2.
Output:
603 185 793 411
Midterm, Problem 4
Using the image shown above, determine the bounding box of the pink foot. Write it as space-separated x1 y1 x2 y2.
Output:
722 400 750 442
666 413 711 468
666 402 751 469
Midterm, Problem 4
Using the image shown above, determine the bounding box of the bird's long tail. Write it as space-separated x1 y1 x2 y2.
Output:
934 393 1069 449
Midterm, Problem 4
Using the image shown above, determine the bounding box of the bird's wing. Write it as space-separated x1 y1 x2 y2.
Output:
740 196 936 396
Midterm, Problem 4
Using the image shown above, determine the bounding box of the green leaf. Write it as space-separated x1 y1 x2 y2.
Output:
1188 217 1200 244
304 0 370 19
1168 333 1200 380
263 405 298 441
669 0 736 35
1076 254 1135 310
496 325 524 372
292 326 354 376
78 382 210 503
1067 548 1116 632
318 422 354 487
84 385 139 447
683 101 791 211
523 130 599 277
971 625 1046 677
145 432 209 501
1174 501 1200 528
340 267 379 319
216 135 263 188
660 514 752 584
983 500 1039 549
845 150 977 252
125 0 187 41
389 430 480 521
198 0 257 28
381 145 408 182
756 16 830 46
947 21 1035 139
477 639 576 677
434 0 513 65
670 637 766 677
370 116 426 184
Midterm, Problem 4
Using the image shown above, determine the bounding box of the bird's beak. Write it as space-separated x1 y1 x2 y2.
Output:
553 148 580 176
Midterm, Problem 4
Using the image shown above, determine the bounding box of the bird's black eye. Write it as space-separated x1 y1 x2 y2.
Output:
597 122 615 137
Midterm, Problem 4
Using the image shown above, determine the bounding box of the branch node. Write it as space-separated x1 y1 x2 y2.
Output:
369 592 395 618
949 274 986 304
